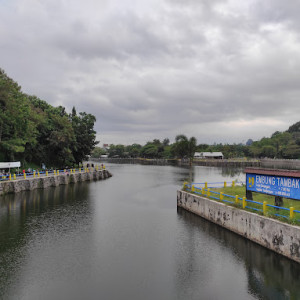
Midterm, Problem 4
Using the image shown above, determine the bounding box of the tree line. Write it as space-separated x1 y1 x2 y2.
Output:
0 69 98 168
92 121 300 161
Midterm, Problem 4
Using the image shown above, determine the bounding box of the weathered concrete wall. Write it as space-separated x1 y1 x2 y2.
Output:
0 170 112 196
261 158 300 170
177 190 300 264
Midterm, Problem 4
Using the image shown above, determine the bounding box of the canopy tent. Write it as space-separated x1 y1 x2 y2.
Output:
0 161 21 169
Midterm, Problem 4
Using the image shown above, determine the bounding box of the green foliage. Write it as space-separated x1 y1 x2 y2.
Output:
0 69 97 168
172 135 197 165
91 147 107 158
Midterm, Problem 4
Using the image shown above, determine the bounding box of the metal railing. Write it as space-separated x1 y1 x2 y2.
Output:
0 165 106 182
183 181 300 224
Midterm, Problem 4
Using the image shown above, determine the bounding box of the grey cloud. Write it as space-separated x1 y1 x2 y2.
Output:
1 0 300 144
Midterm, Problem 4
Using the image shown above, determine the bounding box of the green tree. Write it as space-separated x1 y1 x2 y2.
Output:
173 134 197 165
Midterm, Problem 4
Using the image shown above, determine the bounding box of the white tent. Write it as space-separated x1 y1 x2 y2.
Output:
0 161 21 169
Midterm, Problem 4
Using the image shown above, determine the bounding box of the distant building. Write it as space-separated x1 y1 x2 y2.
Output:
194 152 224 159
103 144 110 150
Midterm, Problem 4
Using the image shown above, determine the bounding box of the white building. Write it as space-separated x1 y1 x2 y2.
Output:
194 152 224 159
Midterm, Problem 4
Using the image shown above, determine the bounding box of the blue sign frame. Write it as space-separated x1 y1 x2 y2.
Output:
246 173 300 200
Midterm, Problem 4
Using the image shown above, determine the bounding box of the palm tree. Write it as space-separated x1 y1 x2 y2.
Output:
174 134 197 166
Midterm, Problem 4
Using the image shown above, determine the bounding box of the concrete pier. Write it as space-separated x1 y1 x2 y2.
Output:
0 169 112 196
177 190 300 264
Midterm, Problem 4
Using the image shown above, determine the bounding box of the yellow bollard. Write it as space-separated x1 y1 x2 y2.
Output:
290 207 295 219
9 173 11 181
13 174 16 180
54 170 56 176
46 170 48 176
205 182 207 189
24 173 26 179
207 188 210 197
220 192 223 201
79 168 81 173
224 181 227 188
232 181 235 187
263 201 267 215
57 170 59 175
33 171 36 178
103 165 106 170
242 197 246 209
235 195 239 204
64 169 66 173
191 185 195 192
73 169 75 173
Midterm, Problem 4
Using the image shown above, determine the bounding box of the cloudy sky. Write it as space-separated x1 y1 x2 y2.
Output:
1 0 300 145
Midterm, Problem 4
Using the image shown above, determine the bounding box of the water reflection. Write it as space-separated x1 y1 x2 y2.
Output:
177 208 300 300
0 164 299 300
0 183 91 299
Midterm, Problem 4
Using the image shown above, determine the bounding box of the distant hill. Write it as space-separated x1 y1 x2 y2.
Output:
249 121 300 159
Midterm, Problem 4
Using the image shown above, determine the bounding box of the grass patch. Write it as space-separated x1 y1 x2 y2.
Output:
211 186 300 211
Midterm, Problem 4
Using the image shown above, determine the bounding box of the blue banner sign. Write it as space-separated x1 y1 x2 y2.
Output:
246 173 300 200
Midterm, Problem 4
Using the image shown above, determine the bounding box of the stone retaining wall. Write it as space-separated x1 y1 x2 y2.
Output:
177 190 300 264
0 170 112 196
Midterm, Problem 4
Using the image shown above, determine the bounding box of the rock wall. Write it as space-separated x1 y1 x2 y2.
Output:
0 170 112 196
177 190 300 264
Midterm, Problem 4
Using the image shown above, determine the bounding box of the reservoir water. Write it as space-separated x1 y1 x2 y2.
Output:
0 164 299 300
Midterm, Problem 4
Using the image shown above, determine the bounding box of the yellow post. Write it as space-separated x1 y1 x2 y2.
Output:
24 173 26 179
96 165 98 171
57 170 60 175
290 207 295 219
73 168 75 173
191 185 195 192
46 170 48 176
220 192 223 201
79 168 81 173
207 188 210 197
13 174 16 180
54 170 56 176
103 165 106 170
224 181 227 188
9 173 11 181
235 195 239 204
263 201 267 215
205 182 207 189
232 181 235 187
242 197 246 209
33 171 36 178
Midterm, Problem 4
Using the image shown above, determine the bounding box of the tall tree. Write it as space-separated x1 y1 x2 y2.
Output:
70 110 98 165
173 134 197 165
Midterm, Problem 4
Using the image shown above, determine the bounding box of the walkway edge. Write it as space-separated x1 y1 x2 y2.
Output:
0 170 112 196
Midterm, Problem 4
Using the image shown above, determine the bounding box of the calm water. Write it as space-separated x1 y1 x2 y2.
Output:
0 164 299 300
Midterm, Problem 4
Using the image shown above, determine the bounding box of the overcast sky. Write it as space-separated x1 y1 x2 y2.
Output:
1 0 300 145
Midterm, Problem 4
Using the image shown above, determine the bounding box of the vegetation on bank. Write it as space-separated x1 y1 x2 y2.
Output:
0 69 98 168
211 186 300 211
92 119 300 160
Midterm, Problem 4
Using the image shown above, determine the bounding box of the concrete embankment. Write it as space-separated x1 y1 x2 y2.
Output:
0 169 112 196
261 158 300 170
177 190 300 264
